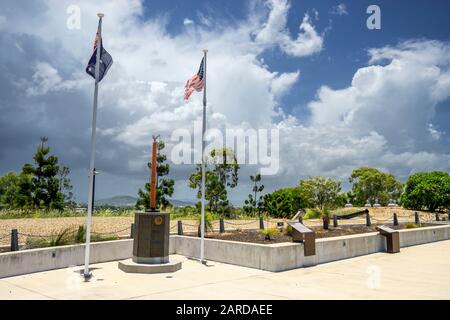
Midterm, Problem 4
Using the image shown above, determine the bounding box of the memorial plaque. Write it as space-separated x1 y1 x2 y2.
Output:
132 211 170 264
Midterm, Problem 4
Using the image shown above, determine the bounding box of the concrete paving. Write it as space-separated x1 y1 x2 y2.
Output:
1 240 449 300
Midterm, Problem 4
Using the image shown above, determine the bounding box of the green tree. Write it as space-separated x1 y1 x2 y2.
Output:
263 187 303 218
298 177 342 210
136 140 175 210
22 137 64 210
58 165 74 206
209 148 239 188
401 171 450 212
188 148 239 215
0 172 20 209
349 167 403 206
189 167 228 213
243 173 264 217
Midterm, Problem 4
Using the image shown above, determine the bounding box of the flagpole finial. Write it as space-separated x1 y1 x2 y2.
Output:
97 13 104 18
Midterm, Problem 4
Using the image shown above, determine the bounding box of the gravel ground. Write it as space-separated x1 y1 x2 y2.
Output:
0 207 441 247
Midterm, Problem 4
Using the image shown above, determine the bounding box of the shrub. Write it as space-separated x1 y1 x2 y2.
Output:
258 227 279 240
75 225 86 243
91 234 119 242
303 208 320 220
196 211 214 232
405 222 418 229
263 187 303 218
25 237 51 249
49 227 73 247
284 224 293 236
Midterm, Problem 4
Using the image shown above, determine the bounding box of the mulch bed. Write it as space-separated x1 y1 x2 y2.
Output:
189 223 432 245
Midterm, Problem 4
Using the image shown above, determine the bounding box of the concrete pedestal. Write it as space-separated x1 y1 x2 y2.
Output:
118 257 182 274
133 211 170 263
119 211 182 274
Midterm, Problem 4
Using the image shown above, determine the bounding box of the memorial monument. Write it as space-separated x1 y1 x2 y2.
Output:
118 135 182 274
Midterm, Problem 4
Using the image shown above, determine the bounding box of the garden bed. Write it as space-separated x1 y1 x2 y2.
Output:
190 223 433 244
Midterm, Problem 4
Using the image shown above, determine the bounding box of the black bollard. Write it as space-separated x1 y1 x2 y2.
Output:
435 212 440 221
219 218 225 233
177 220 183 235
415 212 420 225
393 213 399 226
333 215 338 227
366 212 372 227
259 216 264 230
299 215 303 224
198 225 201 237
11 229 19 252
448 210 450 221
130 223 135 239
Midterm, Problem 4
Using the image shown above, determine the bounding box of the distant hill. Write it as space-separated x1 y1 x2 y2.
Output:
170 199 196 207
95 196 137 207
94 196 195 207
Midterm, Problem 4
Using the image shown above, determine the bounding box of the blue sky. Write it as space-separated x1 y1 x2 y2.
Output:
0 0 449 204
141 0 450 121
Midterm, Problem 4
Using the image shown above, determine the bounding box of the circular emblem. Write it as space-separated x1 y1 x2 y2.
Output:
154 216 163 225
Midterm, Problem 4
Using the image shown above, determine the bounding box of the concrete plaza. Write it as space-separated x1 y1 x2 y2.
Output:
1 240 449 300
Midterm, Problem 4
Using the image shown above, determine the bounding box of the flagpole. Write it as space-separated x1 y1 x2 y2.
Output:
200 49 207 264
83 13 103 280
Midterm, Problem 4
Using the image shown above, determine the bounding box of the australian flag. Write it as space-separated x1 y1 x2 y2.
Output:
86 32 113 82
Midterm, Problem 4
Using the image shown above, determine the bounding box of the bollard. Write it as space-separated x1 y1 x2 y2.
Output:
435 212 440 221
259 216 264 230
177 220 183 235
219 218 225 233
333 215 338 227
393 213 398 226
366 212 372 227
130 223 135 239
198 225 201 237
299 215 303 224
415 212 420 225
448 210 450 221
11 229 19 252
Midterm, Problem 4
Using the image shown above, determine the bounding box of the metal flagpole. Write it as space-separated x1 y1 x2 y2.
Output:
84 13 104 280
200 49 208 264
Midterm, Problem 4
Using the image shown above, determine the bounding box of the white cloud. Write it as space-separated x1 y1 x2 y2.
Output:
331 4 348 16
428 124 443 141
255 0 323 57
183 18 193 26
280 14 324 57
270 71 300 98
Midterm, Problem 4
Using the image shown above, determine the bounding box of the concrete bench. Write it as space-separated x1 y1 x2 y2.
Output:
376 225 400 253
288 222 316 256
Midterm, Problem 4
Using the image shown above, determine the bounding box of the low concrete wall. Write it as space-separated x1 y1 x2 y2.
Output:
172 233 387 272
0 237 177 279
1 225 449 277
172 225 450 272
399 225 449 247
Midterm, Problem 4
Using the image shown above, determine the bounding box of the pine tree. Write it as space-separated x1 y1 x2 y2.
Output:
22 137 64 210
243 173 264 216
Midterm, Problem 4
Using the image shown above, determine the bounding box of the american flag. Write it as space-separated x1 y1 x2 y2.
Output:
184 58 205 100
